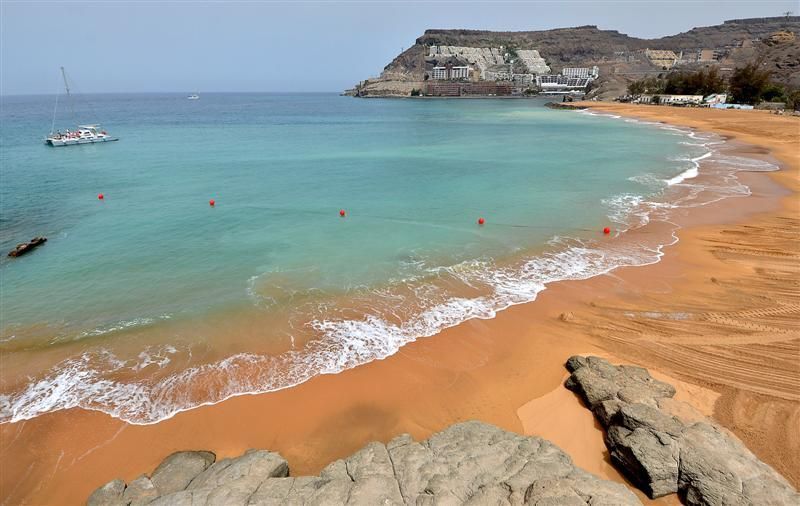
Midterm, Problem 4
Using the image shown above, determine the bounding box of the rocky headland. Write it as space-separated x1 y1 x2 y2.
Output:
89 356 798 505
350 16 800 98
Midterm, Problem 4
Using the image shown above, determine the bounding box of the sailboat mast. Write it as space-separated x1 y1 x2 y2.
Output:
60 66 71 97
59 66 77 125
49 68 63 134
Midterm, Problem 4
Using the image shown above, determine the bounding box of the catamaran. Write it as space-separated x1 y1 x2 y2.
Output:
45 67 118 147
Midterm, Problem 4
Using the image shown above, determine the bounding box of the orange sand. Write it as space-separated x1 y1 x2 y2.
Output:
1 105 797 505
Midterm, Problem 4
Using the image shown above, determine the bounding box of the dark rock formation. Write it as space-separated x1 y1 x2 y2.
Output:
7 236 46 257
88 421 640 505
545 102 587 110
565 355 800 504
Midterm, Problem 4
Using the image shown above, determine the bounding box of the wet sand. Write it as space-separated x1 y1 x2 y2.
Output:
1 105 798 505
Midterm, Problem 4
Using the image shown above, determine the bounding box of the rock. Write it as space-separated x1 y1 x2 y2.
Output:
121 475 158 506
679 422 800 506
147 490 194 506
565 355 800 503
617 403 684 438
87 421 639 506
390 421 638 505
594 399 624 426
545 102 588 110
8 236 46 257
564 355 676 422
86 479 125 506
564 355 587 373
559 311 575 322
150 450 216 496
249 476 332 504
340 442 404 504
187 449 287 491
606 425 680 498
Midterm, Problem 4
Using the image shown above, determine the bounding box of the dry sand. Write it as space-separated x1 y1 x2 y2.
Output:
1 104 797 505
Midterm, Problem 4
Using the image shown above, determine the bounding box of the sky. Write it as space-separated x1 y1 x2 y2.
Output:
1 1 796 94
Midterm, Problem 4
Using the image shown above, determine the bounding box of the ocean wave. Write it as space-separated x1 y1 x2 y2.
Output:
628 173 667 190
246 268 326 308
711 154 779 171
54 314 173 344
0 232 676 425
666 151 711 185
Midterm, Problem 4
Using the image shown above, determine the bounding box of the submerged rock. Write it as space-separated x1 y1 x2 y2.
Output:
7 236 46 257
88 421 639 505
565 355 800 504
544 102 587 110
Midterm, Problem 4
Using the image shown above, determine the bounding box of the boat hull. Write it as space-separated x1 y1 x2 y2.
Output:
45 137 119 147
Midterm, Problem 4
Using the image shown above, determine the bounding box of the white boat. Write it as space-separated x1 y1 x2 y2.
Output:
44 67 119 147
46 125 118 146
187 93 200 100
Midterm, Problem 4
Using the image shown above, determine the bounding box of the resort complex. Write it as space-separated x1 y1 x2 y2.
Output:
355 43 601 97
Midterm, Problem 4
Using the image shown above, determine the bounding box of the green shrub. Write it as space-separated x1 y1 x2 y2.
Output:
729 62 772 104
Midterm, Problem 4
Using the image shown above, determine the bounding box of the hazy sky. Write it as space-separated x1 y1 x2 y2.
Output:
1 1 796 94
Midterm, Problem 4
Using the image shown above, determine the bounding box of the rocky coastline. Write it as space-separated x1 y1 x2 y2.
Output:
89 357 799 505
88 420 639 506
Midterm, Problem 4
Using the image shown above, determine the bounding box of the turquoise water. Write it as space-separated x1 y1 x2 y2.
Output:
1 94 717 423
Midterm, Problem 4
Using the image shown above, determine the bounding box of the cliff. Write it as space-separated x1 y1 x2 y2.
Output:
351 16 800 98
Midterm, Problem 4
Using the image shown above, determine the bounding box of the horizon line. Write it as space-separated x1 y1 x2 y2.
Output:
0 90 345 97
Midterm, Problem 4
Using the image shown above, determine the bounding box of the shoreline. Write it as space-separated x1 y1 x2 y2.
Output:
0 108 765 427
1 105 798 505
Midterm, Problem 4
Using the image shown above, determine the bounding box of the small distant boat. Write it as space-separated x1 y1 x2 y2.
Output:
45 67 118 147
187 93 200 100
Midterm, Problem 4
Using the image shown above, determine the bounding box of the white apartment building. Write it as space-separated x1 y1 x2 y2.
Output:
430 66 471 80
636 94 704 105
561 66 599 79
536 75 592 91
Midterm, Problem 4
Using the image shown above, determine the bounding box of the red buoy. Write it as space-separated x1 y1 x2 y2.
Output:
478 217 485 225
97 193 104 200
603 227 611 235
209 199 215 207
339 209 346 217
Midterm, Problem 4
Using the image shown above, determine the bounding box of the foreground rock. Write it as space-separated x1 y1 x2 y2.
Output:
88 421 639 505
7 236 46 257
565 355 800 504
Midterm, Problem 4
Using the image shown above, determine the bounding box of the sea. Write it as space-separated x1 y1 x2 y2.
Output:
0 93 778 425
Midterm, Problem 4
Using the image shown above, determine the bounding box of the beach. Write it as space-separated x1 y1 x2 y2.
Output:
1 104 798 505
